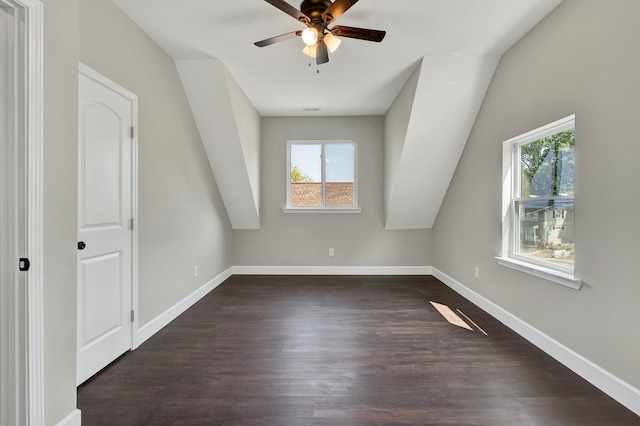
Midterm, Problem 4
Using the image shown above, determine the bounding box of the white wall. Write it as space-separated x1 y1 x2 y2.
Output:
226 66 261 217
78 0 233 326
433 0 640 390
384 62 418 220
233 116 432 267
384 56 499 230
42 0 80 423
176 59 261 229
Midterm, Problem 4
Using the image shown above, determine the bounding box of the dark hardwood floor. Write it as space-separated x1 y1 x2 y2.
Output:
78 275 639 425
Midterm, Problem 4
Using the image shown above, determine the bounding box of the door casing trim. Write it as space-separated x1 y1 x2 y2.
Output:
14 0 44 424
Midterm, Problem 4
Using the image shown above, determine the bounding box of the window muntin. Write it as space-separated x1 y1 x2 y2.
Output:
287 141 357 210
509 117 575 273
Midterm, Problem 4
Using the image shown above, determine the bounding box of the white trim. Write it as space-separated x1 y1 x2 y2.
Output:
496 256 581 290
21 0 44 424
232 265 433 276
286 140 358 210
136 267 233 345
432 267 640 417
129 83 139 350
501 114 578 287
77 63 140 352
55 409 81 426
283 207 362 214
78 63 137 100
503 114 575 147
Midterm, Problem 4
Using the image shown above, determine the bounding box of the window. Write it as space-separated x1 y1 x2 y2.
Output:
498 115 581 289
285 140 361 213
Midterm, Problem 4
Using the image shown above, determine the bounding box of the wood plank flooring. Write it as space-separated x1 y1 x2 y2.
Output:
77 275 639 425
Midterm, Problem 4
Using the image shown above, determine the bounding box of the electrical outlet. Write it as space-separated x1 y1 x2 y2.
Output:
474 266 480 279
194 265 199 277
329 248 335 257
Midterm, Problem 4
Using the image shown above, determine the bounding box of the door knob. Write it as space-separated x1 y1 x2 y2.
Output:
19 258 30 271
78 241 86 250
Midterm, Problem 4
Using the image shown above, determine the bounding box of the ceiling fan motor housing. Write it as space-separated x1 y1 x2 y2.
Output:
301 0 332 24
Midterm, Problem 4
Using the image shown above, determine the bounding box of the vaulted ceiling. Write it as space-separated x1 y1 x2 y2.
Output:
112 0 563 229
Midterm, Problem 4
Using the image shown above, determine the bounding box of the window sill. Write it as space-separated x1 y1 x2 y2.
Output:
283 207 362 214
495 257 582 290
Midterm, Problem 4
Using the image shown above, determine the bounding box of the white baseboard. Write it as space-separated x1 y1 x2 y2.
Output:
136 267 233 345
232 265 433 276
432 267 640 417
55 409 81 426
128 264 639 417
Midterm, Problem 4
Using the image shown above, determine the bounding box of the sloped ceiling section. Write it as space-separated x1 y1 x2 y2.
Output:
176 59 261 229
384 55 500 230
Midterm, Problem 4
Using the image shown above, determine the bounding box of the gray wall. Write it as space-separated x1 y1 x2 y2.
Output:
433 0 640 389
43 0 80 423
43 0 234 422
79 0 233 327
233 116 432 267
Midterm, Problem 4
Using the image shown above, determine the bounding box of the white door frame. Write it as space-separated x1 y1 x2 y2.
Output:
23 2 44 423
78 63 140 353
0 0 43 425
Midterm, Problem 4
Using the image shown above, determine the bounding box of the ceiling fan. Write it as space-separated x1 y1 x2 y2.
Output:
254 0 386 65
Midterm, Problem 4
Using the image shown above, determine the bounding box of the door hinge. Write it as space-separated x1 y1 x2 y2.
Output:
129 218 134 230
130 127 135 139
130 310 135 322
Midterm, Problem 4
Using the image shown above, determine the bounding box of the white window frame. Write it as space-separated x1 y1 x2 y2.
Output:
284 140 361 213
497 115 582 290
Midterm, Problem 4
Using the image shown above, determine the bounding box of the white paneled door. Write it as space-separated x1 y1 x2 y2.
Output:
77 65 137 385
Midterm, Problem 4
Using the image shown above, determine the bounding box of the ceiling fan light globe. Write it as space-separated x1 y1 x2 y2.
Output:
324 32 341 53
301 27 319 46
302 44 317 58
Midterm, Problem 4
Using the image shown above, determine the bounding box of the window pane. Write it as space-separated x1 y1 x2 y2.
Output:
515 199 574 266
519 129 575 197
290 144 321 207
325 143 355 207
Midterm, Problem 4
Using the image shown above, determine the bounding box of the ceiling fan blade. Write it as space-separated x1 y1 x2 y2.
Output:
316 40 329 65
322 0 359 23
331 25 386 42
254 31 301 47
263 0 310 24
